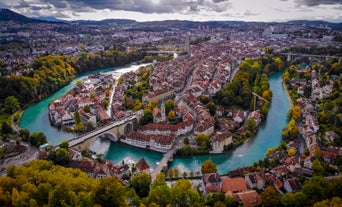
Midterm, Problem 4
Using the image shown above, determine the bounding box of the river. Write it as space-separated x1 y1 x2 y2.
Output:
20 66 289 174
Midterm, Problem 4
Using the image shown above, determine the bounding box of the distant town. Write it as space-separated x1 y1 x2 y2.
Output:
1 8 342 207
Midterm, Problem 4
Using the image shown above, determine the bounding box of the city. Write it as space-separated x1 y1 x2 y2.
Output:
0 5 342 207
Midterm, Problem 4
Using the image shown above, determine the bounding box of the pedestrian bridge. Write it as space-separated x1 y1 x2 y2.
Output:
66 112 143 151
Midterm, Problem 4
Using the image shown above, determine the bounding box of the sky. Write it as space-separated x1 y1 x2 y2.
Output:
1 0 341 23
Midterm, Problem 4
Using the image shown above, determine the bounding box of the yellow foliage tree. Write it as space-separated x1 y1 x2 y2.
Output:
288 148 296 157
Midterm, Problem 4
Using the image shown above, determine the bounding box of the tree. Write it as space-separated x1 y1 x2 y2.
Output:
93 176 127 207
301 176 329 206
164 100 175 114
184 137 190 145
206 101 217 116
201 160 217 174
59 141 69 149
29 132 47 147
48 181 77 207
131 172 151 198
170 179 200 207
311 159 324 176
288 148 296 157
4 96 20 114
19 128 30 142
74 111 81 124
195 133 210 148
168 110 176 121
101 99 109 108
1 121 13 134
313 197 342 207
148 173 171 206
261 186 281 207
246 118 257 135
83 105 90 113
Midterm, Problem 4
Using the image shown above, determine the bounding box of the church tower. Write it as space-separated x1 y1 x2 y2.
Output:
161 100 166 122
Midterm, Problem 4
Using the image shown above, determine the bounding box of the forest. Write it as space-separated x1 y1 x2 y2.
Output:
0 160 341 207
214 54 285 120
0 49 146 107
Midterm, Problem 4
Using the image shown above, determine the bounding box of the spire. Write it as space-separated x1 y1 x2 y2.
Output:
161 99 166 122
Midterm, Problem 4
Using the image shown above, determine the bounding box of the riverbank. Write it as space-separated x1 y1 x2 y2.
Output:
282 81 294 108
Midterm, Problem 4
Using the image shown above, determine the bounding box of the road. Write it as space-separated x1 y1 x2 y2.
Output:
0 142 39 175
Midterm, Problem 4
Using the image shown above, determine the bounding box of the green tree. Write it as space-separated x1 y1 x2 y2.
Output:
195 133 210 148
184 137 190 145
201 160 217 174
74 111 81 124
59 141 69 149
131 172 151 198
170 179 200 207
19 128 31 142
311 159 324 176
246 118 257 135
4 96 20 114
148 173 171 206
29 132 47 147
93 176 127 207
165 100 175 114
101 99 109 108
55 148 70 167
83 105 90 113
301 176 329 206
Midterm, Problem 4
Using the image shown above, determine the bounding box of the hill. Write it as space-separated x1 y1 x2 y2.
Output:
0 8 44 23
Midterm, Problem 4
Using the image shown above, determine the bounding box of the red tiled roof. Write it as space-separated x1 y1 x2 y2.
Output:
221 177 247 193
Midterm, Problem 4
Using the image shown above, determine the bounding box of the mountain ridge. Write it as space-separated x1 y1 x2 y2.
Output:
1 8 341 29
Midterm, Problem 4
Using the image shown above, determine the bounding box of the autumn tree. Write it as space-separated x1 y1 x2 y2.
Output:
201 160 217 174
168 110 176 121
93 176 127 207
165 100 175 114
261 186 281 207
195 133 210 148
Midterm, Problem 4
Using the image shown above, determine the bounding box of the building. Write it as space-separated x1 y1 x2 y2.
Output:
211 131 233 153
203 173 222 194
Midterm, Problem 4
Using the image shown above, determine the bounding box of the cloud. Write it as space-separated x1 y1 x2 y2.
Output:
4 0 232 14
243 10 259 16
296 0 342 6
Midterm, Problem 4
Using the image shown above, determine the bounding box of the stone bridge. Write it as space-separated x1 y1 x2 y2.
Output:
66 111 143 151
280 53 341 63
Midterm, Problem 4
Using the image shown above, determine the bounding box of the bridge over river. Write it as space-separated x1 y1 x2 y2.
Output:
151 145 181 181
280 53 341 63
64 113 142 151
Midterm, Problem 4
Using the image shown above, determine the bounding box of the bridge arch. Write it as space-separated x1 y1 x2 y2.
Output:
124 123 133 134
101 132 118 142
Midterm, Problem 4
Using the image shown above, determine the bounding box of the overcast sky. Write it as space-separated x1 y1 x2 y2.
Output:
1 0 341 22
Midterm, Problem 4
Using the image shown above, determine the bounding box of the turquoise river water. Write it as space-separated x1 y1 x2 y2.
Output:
20 65 290 174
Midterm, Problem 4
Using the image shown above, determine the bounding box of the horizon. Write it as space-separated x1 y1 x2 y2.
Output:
0 0 341 23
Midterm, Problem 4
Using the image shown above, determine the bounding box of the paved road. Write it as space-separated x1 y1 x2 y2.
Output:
0 142 39 175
